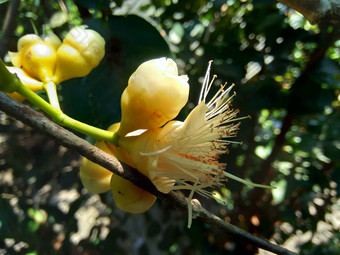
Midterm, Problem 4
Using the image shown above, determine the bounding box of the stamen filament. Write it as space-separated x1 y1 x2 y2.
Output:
223 172 274 189
187 183 197 228
199 61 212 103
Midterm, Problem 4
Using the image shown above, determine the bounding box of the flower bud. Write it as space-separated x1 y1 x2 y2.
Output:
17 34 41 51
79 140 113 193
110 173 156 213
53 26 105 84
9 33 59 82
118 58 189 136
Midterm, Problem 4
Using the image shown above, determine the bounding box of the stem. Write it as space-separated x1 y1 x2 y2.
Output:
16 84 59 118
44 81 61 110
0 59 118 143
61 114 117 141
16 84 117 142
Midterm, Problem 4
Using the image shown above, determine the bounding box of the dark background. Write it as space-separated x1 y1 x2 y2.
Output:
0 0 339 254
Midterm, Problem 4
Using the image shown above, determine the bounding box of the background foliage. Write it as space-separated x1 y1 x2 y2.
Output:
0 0 339 254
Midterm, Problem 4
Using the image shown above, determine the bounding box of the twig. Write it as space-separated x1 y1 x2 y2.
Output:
0 92 298 255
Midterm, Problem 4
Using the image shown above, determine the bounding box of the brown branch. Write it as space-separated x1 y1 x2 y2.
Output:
0 92 297 255
278 0 340 25
0 0 20 59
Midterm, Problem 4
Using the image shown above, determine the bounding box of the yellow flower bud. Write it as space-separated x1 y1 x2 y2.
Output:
79 122 156 213
118 58 189 136
6 66 43 102
79 140 113 193
17 34 41 51
9 34 59 82
110 173 156 213
52 26 105 84
21 43 57 82
79 123 121 193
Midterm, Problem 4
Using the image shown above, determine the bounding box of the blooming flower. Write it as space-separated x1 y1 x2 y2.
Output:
77 58 271 226
118 60 271 227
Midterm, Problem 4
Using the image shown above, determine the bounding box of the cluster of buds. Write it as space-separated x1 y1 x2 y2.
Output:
7 26 105 101
80 58 246 227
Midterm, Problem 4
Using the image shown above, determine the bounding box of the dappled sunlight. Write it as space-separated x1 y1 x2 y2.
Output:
0 0 339 254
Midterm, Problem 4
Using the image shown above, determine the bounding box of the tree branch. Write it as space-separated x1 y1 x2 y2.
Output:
278 0 340 25
0 92 297 255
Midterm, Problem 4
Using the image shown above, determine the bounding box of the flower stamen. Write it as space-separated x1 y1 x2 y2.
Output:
131 60 274 228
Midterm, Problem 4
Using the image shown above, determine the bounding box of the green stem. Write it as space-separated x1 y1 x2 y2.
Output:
61 114 118 142
16 84 60 120
44 81 61 110
16 84 117 142
0 59 118 143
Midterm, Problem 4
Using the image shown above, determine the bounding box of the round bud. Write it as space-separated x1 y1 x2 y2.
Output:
20 42 57 82
118 58 189 136
53 27 105 84
110 173 156 213
17 34 41 51
79 141 113 194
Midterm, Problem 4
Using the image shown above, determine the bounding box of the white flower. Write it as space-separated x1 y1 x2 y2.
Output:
118 61 272 227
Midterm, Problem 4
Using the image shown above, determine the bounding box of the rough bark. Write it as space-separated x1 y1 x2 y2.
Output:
278 0 340 25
